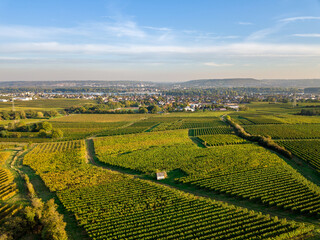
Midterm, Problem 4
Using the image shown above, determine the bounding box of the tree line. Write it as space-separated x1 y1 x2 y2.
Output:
225 116 292 159
0 110 59 120
0 121 63 139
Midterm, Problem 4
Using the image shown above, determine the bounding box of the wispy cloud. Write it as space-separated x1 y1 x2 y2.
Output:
247 16 320 41
0 20 148 40
204 62 233 67
293 33 320 38
0 25 84 39
280 16 320 23
246 23 285 41
90 21 146 38
2 42 320 57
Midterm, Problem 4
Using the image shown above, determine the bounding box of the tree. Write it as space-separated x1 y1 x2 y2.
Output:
51 129 63 139
147 105 160 114
41 199 68 240
10 132 21 138
96 96 104 104
38 129 48 138
20 111 26 119
16 121 27 132
1 111 10 120
138 107 148 114
36 112 44 118
46 110 59 118
0 130 8 138
37 122 52 132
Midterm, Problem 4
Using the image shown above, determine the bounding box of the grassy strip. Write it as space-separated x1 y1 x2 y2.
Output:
225 115 292 159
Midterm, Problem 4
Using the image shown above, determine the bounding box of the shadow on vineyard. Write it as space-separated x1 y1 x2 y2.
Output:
189 136 207 148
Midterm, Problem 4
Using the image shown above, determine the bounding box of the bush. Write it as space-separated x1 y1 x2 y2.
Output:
51 129 63 139
0 130 8 138
38 129 48 138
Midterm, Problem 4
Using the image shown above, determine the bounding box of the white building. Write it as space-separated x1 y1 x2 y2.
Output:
184 106 195 112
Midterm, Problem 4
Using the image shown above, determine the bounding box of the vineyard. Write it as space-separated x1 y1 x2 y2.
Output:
0 151 16 200
94 132 320 217
0 151 20 224
51 121 127 139
94 133 284 175
180 166 320 216
150 117 227 131
244 124 320 139
277 140 320 172
20 138 316 239
198 134 248 146
58 176 310 240
3 107 319 239
0 203 21 224
23 140 128 191
189 127 233 136
232 115 283 125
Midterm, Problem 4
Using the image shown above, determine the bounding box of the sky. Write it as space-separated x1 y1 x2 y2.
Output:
1 0 320 82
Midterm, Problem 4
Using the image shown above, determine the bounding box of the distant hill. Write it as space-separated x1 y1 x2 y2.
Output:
177 78 262 88
0 78 320 89
178 78 320 88
0 80 158 88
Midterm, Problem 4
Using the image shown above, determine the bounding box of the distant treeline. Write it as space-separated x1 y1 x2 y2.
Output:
0 110 60 120
165 87 301 96
0 87 124 93
65 103 132 114
299 108 320 116
0 121 63 139
0 86 302 95
304 87 320 94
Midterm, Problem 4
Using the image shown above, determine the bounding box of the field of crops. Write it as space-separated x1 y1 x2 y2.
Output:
59 176 309 240
277 140 320 172
244 124 320 139
150 117 227 131
95 131 320 216
0 151 16 201
50 121 128 139
0 203 21 224
180 166 320 216
6 107 320 239
51 114 148 122
198 134 248 146
22 140 312 240
233 115 283 125
189 127 233 136
23 140 123 191
94 130 190 157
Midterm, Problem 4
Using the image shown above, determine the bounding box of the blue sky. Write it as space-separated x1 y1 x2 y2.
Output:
0 0 320 81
